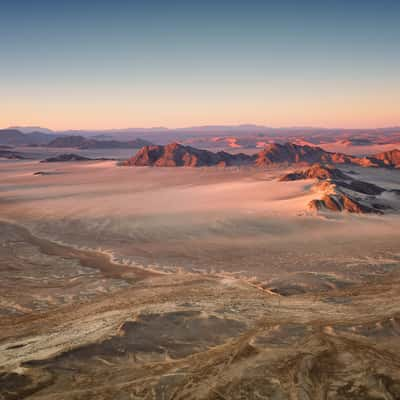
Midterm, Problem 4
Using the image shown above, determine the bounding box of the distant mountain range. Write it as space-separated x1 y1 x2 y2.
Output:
0 124 400 154
47 136 152 149
8 124 400 137
0 129 61 146
2 126 400 170
8 126 54 134
0 129 152 149
2 126 400 160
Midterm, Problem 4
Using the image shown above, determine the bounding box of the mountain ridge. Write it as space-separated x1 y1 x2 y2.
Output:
125 142 400 168
47 136 152 149
124 142 254 167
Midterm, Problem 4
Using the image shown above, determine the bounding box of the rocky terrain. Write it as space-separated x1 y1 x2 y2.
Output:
1 217 400 400
4 125 400 157
374 149 400 167
0 153 400 400
125 142 254 167
254 143 395 167
255 142 349 166
279 164 397 214
2 126 400 168
279 163 349 181
125 142 400 169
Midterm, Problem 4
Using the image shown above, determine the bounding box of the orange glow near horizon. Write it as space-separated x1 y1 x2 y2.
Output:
3 95 400 131
2 1 400 132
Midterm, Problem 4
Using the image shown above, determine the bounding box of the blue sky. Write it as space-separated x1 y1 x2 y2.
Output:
1 0 399 129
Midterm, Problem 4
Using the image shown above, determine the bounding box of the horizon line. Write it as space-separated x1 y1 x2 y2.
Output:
5 124 400 132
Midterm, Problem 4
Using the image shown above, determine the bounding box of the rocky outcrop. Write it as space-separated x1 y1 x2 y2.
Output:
308 193 382 214
333 179 385 195
124 143 254 167
279 164 350 181
373 149 400 167
125 142 400 171
254 143 380 167
310 179 387 214
41 154 91 162
126 142 395 169
255 143 328 166
279 164 390 214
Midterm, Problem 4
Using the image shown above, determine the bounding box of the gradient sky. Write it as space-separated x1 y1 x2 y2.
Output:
1 0 400 130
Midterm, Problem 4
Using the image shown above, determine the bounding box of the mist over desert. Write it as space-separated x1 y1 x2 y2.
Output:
2 0 400 398
1 159 400 282
1 143 400 399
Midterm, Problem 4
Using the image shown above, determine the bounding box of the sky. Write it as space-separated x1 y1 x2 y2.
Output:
1 0 400 130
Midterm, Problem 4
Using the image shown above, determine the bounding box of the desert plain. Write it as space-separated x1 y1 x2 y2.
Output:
1 154 400 399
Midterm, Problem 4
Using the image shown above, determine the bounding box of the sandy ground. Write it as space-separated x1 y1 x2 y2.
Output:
10 146 139 160
1 159 400 399
1 159 399 282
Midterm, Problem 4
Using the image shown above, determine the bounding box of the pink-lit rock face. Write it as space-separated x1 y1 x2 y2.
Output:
279 164 350 181
374 149 400 167
254 142 387 168
124 142 254 167
124 142 400 169
308 192 383 214
279 164 392 214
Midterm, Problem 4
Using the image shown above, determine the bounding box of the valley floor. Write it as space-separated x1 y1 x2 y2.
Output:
1 159 400 399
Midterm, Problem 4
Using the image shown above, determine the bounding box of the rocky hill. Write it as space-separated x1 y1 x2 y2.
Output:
308 193 381 214
124 142 254 167
279 164 350 181
278 164 393 214
125 142 400 169
255 143 380 167
255 143 329 166
373 149 400 167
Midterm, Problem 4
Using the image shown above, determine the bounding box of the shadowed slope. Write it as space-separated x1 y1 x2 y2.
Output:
278 164 392 214
279 163 350 181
